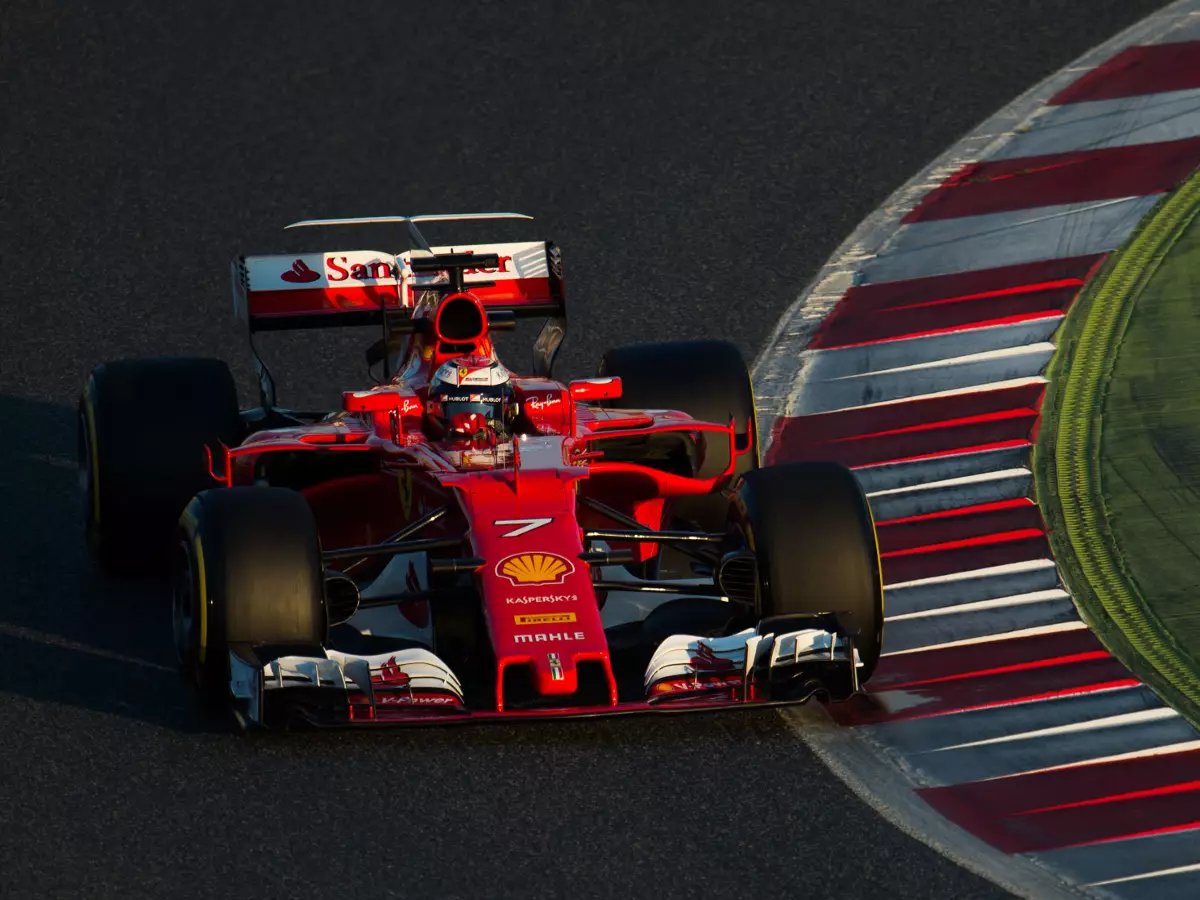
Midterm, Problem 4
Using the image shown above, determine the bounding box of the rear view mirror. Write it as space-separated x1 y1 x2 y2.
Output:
324 571 361 627
568 377 622 401
342 389 423 416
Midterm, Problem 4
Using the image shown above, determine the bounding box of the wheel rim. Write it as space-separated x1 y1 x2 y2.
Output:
172 540 196 669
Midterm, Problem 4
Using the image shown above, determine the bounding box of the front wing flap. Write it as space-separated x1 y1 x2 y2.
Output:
643 626 860 704
228 626 861 728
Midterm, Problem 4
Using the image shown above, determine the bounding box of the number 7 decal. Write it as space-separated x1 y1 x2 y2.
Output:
494 517 553 537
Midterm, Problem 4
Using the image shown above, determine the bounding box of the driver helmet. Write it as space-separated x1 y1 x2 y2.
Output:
426 356 515 443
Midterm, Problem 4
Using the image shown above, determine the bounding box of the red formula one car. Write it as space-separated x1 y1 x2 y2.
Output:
78 213 883 728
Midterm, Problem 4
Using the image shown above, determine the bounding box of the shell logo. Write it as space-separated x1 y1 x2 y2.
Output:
495 552 575 586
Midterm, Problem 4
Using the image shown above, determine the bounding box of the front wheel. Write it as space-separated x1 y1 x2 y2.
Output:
731 462 883 683
174 487 327 709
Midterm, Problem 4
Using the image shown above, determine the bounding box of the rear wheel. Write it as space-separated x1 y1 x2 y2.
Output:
597 340 759 538
80 357 242 573
174 487 327 707
732 462 883 683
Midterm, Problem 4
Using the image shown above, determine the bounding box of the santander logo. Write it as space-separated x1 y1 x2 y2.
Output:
327 257 396 282
280 259 321 284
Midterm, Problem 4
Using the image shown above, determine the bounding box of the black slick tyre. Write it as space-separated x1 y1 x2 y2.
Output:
597 340 759 531
733 462 884 683
174 487 326 708
79 357 242 573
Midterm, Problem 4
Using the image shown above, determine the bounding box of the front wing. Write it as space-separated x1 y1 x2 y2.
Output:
228 627 862 728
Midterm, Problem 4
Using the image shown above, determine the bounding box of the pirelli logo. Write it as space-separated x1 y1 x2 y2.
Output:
514 612 577 626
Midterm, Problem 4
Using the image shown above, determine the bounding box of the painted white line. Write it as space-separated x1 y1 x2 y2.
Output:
806 317 1064 380
795 352 1054 415
883 595 1078 655
861 195 1160 285
885 559 1062 614
995 88 1200 159
790 375 1046 419
886 557 1058 590
1094 869 1200 900
906 711 1198 785
868 467 1031 497
872 685 1199 786
866 468 1032 522
880 621 1089 656
1033 826 1200 887
1006 739 1200 778
939 707 1179 753
873 684 1164 755
868 479 1034 522
826 342 1057 381
1091 864 1200 888
887 589 1071 621
854 444 1031 493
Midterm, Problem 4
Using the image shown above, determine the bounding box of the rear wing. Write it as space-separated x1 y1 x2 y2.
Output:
232 240 565 332
231 215 569 402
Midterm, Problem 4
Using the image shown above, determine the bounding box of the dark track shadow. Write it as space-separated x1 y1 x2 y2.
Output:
0 392 223 732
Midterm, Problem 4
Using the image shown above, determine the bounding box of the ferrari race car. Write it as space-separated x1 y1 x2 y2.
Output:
78 213 884 728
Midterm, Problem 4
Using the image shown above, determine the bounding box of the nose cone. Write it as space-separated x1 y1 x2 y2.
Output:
441 440 615 708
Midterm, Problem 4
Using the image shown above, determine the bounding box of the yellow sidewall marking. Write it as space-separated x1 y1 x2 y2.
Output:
181 504 208 668
864 496 885 634
193 533 208 665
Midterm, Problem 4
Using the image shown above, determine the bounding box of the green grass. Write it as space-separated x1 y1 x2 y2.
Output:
1101 217 1200 679
1034 168 1200 729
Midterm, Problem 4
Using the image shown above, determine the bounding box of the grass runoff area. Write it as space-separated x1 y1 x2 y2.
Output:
1038 168 1200 728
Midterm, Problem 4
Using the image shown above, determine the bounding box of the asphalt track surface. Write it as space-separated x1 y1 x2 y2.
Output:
0 2 1176 898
